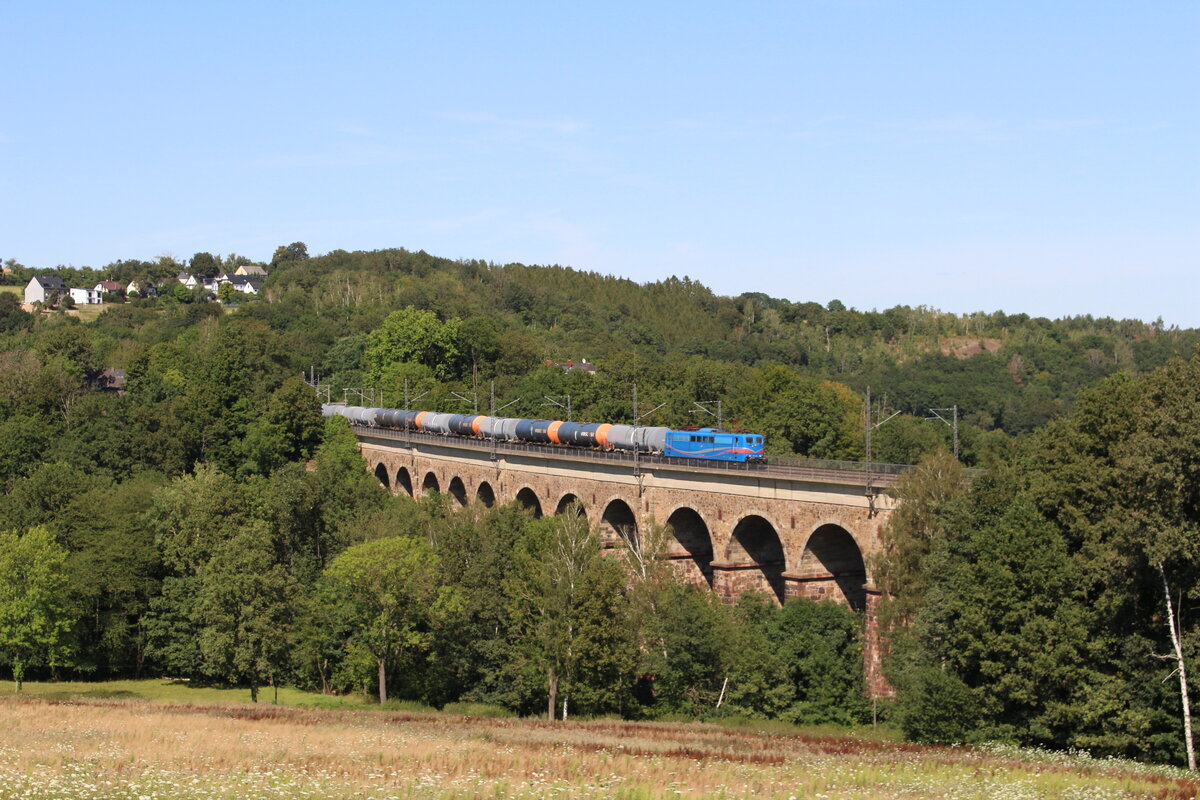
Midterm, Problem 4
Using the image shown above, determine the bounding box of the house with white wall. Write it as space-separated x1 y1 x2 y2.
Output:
25 275 67 304
69 287 102 305
230 275 263 294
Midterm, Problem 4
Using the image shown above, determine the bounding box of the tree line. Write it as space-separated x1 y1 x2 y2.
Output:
7 243 1199 467
2 242 1199 764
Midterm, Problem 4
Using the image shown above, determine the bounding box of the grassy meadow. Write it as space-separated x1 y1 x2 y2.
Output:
0 681 1195 799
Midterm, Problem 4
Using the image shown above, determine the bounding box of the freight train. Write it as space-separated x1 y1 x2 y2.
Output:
322 404 766 463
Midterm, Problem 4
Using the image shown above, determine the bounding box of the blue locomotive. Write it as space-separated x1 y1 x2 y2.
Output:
323 405 766 463
663 428 765 461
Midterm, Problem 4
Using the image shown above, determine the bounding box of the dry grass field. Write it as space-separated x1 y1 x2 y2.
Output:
0 692 1195 800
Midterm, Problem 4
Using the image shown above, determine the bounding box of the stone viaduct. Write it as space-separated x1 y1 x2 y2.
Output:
350 425 902 695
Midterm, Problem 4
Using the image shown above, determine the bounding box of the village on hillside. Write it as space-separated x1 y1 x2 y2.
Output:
20 263 267 310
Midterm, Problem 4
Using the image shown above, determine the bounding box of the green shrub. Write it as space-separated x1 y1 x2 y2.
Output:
894 665 980 743
441 701 514 718
380 699 435 713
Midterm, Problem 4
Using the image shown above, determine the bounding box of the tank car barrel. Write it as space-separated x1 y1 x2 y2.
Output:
323 402 764 462
515 419 554 444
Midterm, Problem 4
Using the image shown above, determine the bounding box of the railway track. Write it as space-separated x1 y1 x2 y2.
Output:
350 424 923 488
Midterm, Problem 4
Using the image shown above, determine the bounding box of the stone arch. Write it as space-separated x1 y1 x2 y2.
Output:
373 462 390 490
476 480 496 508
665 506 714 588
447 476 468 507
555 493 588 519
515 487 543 518
395 466 414 497
422 471 440 496
601 497 638 549
723 514 787 605
794 523 868 611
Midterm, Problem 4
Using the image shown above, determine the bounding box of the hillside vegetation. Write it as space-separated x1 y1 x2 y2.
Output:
4 246 1196 467
0 244 1198 767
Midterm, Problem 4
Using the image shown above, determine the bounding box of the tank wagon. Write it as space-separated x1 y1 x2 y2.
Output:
324 404 766 463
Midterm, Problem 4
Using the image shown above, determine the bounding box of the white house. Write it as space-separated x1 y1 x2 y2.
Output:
230 275 263 294
25 275 67 304
234 264 267 277
68 287 102 305
183 274 214 291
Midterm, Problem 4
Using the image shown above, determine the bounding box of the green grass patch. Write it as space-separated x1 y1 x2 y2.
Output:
72 306 106 322
13 678 376 709
441 701 516 718
379 698 436 713
9 679 898 741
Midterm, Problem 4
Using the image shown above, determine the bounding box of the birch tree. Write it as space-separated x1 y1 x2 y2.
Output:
1114 356 1200 769
509 512 598 720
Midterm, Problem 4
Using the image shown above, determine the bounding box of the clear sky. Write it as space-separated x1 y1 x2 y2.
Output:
2 2 1197 326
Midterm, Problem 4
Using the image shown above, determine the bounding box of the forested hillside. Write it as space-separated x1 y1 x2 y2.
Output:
1 244 1198 765
4 245 1196 466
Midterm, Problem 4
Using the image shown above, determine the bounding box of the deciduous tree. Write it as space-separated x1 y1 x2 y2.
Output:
0 527 73 691
365 306 462 382
195 522 297 702
320 535 447 704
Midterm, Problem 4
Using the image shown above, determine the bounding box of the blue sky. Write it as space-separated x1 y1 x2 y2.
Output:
2 2 1197 325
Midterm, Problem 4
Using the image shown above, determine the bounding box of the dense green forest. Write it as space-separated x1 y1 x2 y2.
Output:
1 244 1198 764
876 353 1200 766
4 246 1197 465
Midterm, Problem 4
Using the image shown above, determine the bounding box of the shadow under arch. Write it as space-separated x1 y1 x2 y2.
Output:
395 467 414 497
601 498 638 549
725 514 787 605
476 481 496 508
665 507 714 587
373 463 390 490
555 493 587 520
799 524 868 611
422 472 440 497
447 476 468 507
515 487 543 518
